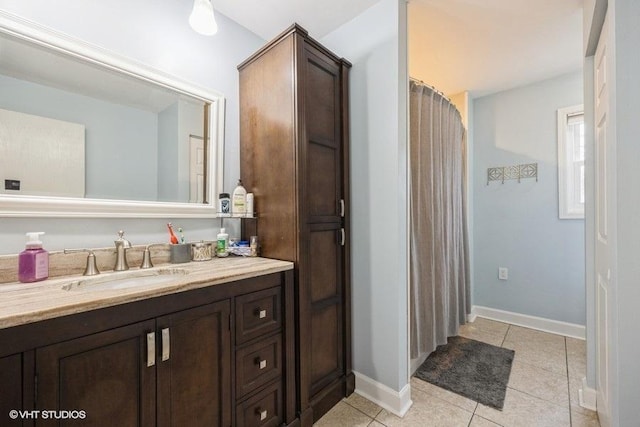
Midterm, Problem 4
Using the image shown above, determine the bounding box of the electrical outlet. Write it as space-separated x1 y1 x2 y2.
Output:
498 267 508 280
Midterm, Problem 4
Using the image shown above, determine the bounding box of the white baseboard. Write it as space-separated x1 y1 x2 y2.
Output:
579 377 597 411
354 371 413 417
467 312 478 323
471 305 586 339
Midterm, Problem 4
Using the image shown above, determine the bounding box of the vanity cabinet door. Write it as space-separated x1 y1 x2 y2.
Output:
156 301 231 427
35 320 156 427
0 354 23 426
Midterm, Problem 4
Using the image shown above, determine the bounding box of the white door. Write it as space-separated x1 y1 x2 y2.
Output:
189 136 205 203
594 11 615 427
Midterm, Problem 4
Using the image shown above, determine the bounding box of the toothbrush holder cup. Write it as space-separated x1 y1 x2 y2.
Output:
169 243 191 264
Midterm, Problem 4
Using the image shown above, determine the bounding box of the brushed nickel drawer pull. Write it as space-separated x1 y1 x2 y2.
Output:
256 408 268 421
161 328 170 361
146 332 155 367
340 228 345 246
258 309 267 319
340 199 345 217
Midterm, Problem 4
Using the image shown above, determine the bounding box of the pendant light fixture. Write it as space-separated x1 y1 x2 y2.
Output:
189 0 218 36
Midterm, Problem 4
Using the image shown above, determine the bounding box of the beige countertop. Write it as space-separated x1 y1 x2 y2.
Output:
0 257 293 329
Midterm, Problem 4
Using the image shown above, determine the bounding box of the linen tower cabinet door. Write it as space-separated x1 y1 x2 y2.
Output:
301 43 349 418
35 320 157 427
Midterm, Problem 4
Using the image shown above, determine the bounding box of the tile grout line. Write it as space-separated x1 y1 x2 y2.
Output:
475 414 507 427
565 336 574 427
467 402 479 427
412 379 480 414
504 385 571 412
342 398 381 423
500 324 511 347
505 382 570 410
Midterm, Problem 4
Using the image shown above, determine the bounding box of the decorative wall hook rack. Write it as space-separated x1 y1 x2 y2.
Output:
487 163 538 185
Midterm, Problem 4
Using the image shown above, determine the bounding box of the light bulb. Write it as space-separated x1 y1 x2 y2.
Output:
189 0 218 36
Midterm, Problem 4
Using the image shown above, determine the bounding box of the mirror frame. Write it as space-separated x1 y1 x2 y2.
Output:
0 11 225 218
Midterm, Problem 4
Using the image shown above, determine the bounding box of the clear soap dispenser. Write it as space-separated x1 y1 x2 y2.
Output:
18 232 49 283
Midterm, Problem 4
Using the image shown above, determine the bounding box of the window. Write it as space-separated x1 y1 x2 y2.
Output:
557 105 585 219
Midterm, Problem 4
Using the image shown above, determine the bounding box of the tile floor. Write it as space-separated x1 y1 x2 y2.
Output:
315 318 600 427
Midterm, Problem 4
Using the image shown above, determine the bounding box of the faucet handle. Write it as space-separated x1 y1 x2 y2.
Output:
64 248 100 276
140 244 166 269
115 230 132 248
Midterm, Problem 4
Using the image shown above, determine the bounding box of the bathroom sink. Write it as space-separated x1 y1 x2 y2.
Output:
62 268 188 291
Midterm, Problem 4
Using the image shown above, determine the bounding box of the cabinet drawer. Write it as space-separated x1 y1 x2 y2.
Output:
236 334 282 398
235 287 282 344
236 381 282 427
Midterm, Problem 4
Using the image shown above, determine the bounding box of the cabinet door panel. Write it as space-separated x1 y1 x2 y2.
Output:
36 320 156 427
309 227 341 303
305 53 339 145
0 354 23 427
304 46 342 222
157 301 231 427
310 304 343 395
307 141 339 218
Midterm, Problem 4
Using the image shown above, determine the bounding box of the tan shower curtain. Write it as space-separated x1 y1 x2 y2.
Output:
409 79 470 362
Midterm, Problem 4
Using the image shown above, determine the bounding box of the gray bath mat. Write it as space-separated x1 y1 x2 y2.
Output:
414 336 514 410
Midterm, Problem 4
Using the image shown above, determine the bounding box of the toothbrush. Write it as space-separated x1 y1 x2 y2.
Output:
167 223 179 244
178 227 185 244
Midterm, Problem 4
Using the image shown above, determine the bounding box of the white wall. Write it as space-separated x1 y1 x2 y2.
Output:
322 0 410 399
472 71 585 325
0 0 264 254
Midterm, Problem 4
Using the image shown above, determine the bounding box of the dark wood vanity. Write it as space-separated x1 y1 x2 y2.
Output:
0 268 295 427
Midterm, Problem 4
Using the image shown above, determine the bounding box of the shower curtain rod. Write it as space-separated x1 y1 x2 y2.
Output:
409 77 452 103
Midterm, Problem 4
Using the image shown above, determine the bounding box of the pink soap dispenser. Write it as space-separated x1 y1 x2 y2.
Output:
18 232 49 283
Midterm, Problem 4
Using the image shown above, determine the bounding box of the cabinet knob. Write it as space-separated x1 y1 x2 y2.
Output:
256 408 268 421
254 357 267 369
256 309 267 319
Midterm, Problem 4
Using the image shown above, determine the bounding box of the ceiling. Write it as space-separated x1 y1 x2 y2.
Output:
214 0 584 98
408 0 584 97
213 0 381 40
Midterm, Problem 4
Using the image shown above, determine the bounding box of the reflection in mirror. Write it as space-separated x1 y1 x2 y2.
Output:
0 32 207 203
0 12 224 217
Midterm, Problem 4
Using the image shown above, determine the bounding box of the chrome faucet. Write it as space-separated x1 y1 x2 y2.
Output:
114 230 132 271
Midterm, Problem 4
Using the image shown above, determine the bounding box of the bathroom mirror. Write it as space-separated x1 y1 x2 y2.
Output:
0 12 224 218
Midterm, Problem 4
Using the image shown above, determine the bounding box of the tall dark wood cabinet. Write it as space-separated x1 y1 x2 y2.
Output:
239 24 353 424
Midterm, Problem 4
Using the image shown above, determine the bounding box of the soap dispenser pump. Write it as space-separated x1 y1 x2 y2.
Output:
18 232 49 283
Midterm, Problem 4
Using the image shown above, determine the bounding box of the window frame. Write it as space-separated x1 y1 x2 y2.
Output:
557 104 585 219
